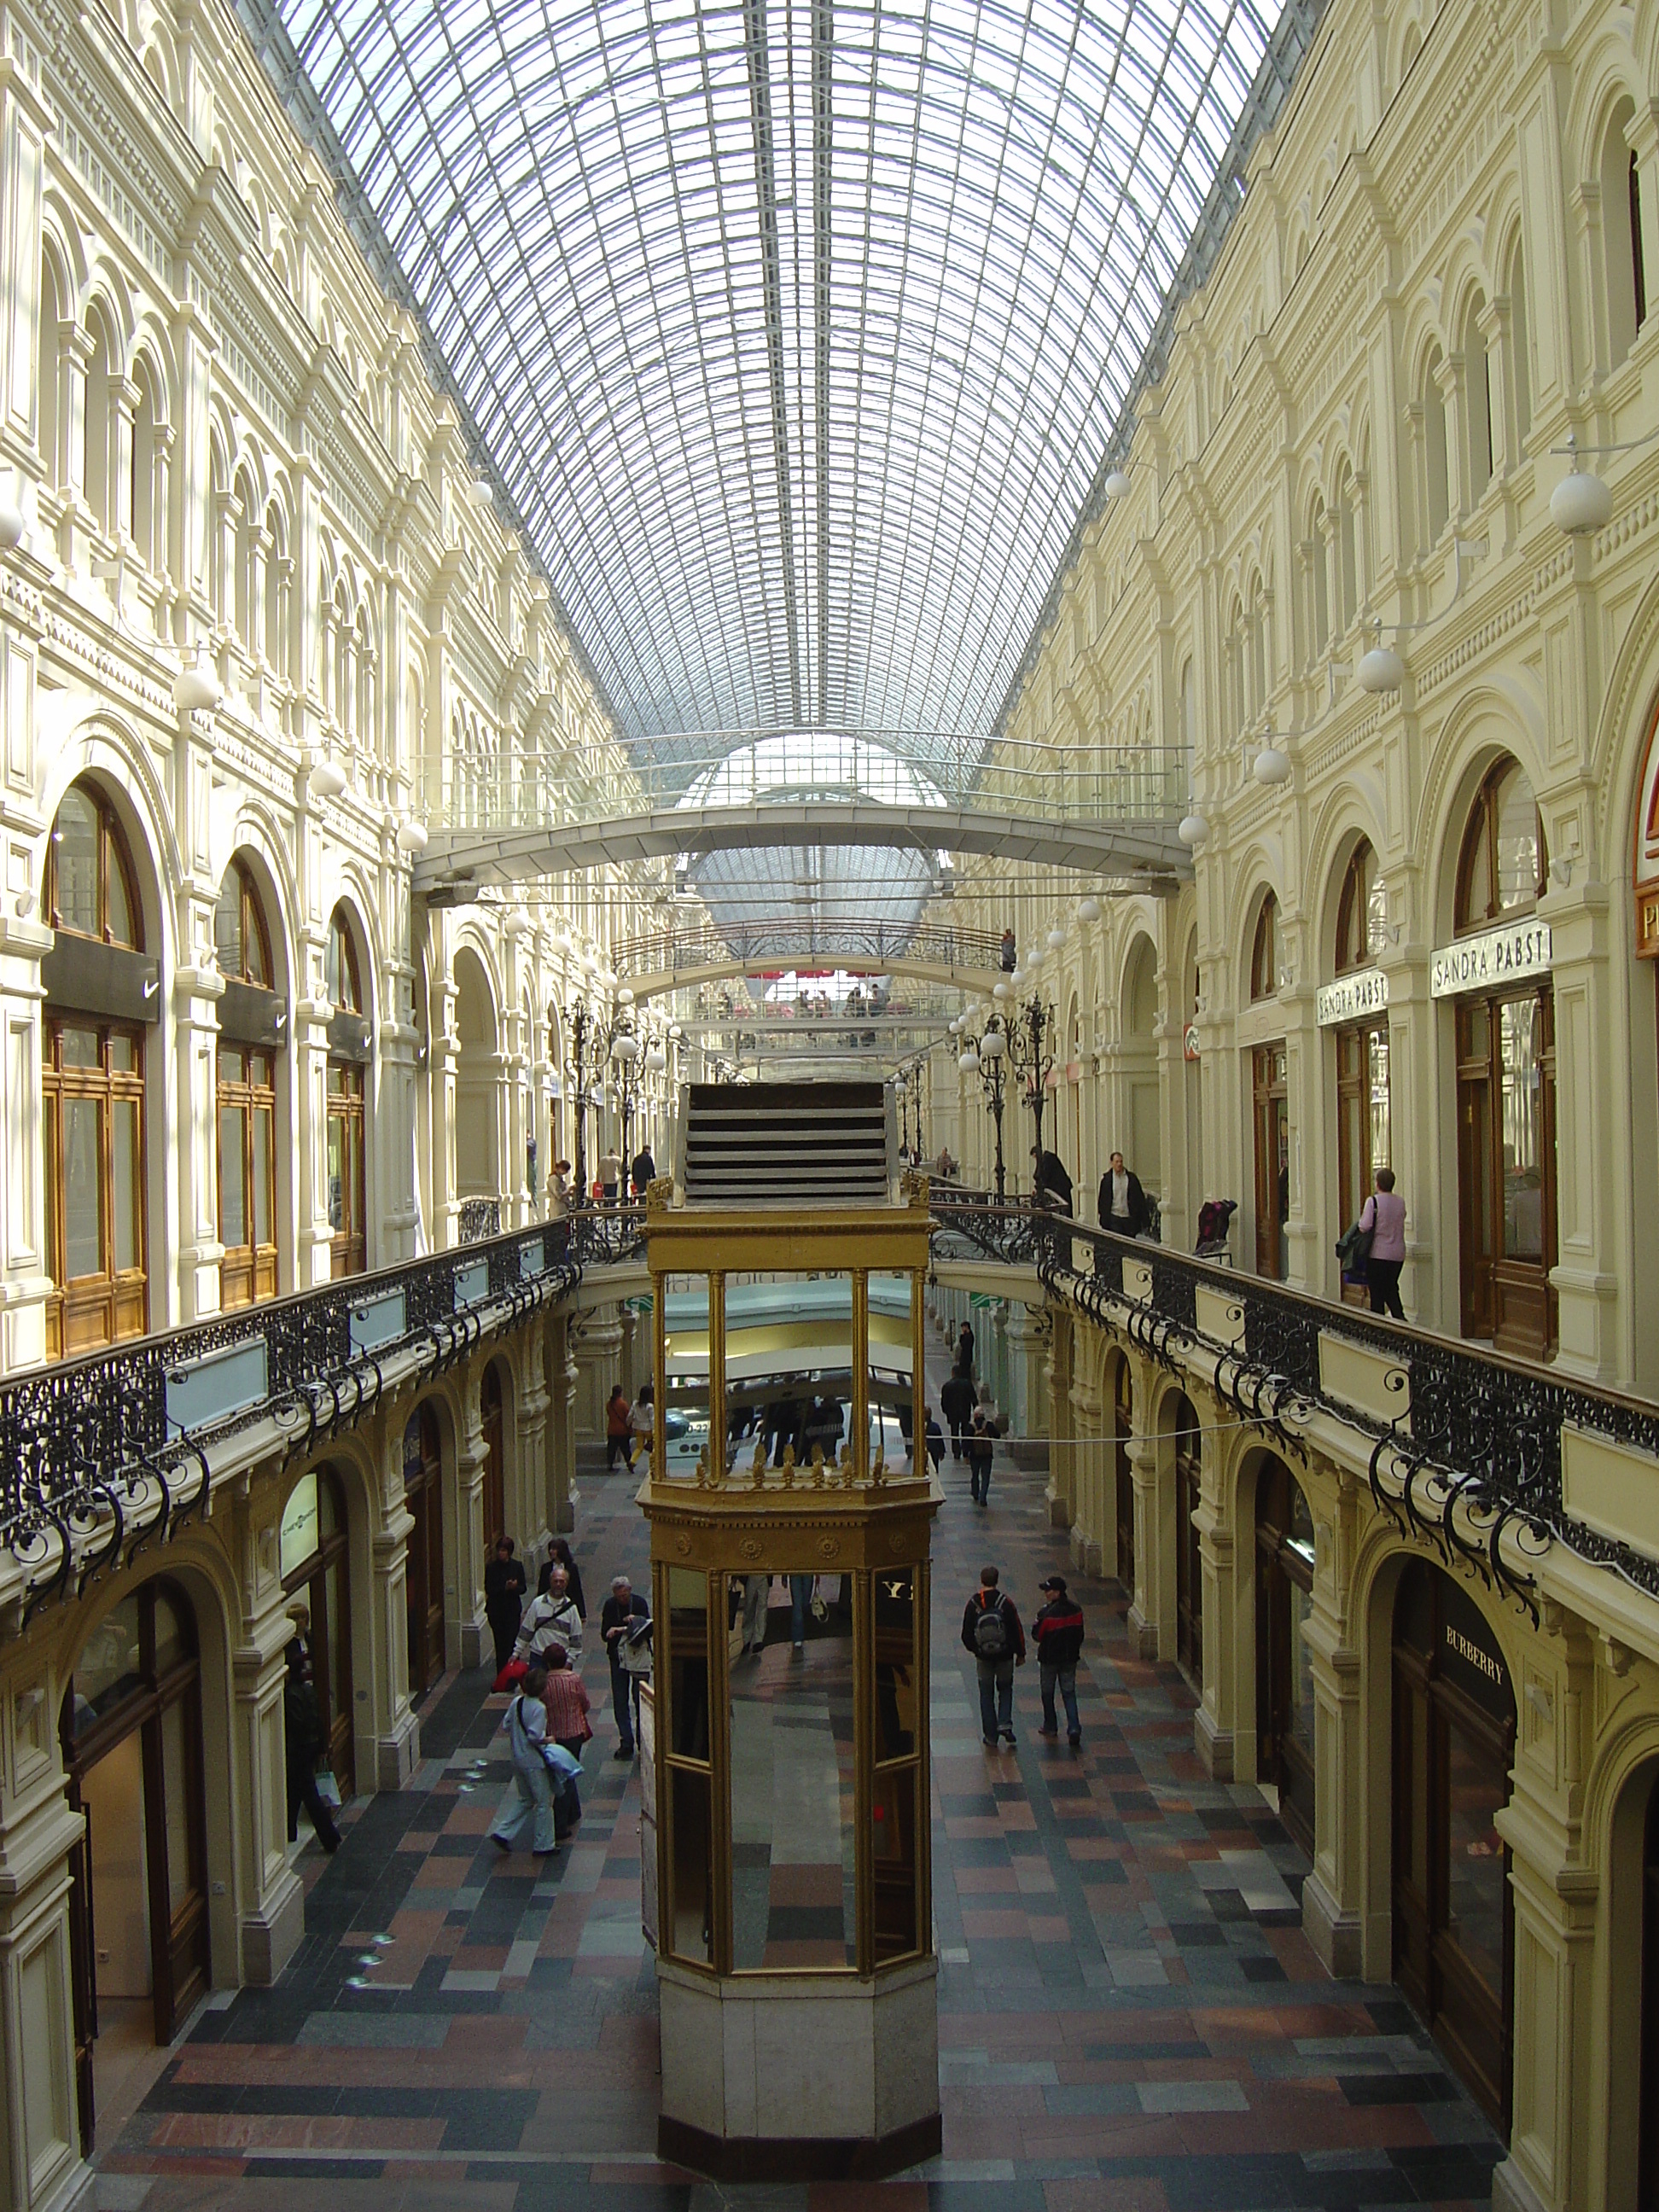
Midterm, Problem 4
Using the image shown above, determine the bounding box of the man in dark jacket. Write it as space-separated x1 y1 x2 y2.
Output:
960 1565 1025 1748
923 1409 946 1475
1032 1575 1085 1745
967 1409 995 1507
630 1145 656 1196
600 1574 651 1757
1097 1150 1150 1238
283 1642 341 1851
940 1364 976 1459
1030 1145 1074 1212
956 1319 975 1372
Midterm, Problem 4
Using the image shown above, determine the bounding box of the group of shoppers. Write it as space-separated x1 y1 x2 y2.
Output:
939 1318 1001 1507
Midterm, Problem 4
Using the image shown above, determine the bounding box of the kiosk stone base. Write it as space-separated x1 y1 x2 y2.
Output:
656 1954 941 2180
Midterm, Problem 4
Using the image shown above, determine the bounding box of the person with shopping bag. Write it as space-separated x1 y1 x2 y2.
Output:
491 1664 581 1856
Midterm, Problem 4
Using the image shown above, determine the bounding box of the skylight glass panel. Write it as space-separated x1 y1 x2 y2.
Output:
259 0 1289 769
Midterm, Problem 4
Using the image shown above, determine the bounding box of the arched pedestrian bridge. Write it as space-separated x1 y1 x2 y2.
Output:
412 733 1192 905
611 918 1004 1001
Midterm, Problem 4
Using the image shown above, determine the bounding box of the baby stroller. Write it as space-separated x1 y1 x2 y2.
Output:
1195 1198 1237 1263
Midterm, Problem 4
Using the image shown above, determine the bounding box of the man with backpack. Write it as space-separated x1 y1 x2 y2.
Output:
1032 1575 1085 1746
961 1565 1025 1748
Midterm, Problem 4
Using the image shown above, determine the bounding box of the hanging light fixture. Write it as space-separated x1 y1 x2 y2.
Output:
0 486 26 549
308 759 347 801
958 1045 981 1074
980 1027 1006 1059
992 981 1010 1001
644 1041 667 1074
1045 926 1065 952
1551 433 1613 534
1078 896 1101 923
1357 642 1405 693
174 651 221 713
1178 812 1210 847
1253 743 1291 787
396 818 429 854
1103 467 1132 499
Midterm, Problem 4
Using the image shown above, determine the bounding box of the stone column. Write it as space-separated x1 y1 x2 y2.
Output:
453 1380 489 1669
550 1312 579 1532
1044 1310 1074 1529
1125 1430 1161 1660
1493 1613 1598 2212
1067 1369 1105 1578
0 1691 85 2212
1005 1302 1048 1471
371 1411 420 1790
1193 1388 1239 1781
1298 1459 1363 1978
573 1306 623 1440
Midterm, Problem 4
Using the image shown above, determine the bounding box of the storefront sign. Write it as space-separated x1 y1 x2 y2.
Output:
1182 1023 1199 1062
1315 968 1388 1027
1429 919 1552 998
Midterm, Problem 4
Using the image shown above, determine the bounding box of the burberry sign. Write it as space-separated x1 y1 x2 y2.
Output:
1429 919 1552 998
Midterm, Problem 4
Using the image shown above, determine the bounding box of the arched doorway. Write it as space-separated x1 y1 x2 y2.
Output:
62 1579 211 2149
403 1402 446 1703
41 779 154 1354
1169 1392 1202 1679
1391 1558 1513 2128
480 1361 506 1545
1121 935 1161 1206
324 906 370 1278
1112 1357 1134 1599
280 1466 354 1796
454 947 500 1214
1447 758 1556 1357
1255 1456 1315 1856
213 857 282 1308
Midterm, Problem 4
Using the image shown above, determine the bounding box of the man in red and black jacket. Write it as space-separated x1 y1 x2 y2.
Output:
1033 1575 1084 1746
961 1565 1025 1749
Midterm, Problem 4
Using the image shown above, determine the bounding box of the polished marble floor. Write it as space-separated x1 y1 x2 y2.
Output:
93 1380 1505 2212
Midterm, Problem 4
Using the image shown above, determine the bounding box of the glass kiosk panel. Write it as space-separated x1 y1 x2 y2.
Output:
663 1567 714 1966
729 1570 856 1970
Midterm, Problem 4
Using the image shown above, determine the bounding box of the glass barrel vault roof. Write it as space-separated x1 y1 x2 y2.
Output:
264 0 1289 756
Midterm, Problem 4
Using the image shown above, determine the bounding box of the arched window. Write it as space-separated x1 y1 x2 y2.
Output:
325 905 368 1277
1336 841 1387 973
131 358 162 579
1309 499 1330 655
1602 104 1647 366
216 861 277 1309
83 308 114 534
1452 759 1557 1356
42 783 148 1354
1456 759 1546 930
1334 469 1359 632
1250 892 1283 1002
1423 346 1450 546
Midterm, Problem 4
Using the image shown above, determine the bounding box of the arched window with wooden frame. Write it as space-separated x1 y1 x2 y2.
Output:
1451 758 1557 1357
324 905 369 1278
42 782 150 1354
215 860 278 1308
1602 101 1647 368
1250 892 1283 1003
1332 841 1392 1301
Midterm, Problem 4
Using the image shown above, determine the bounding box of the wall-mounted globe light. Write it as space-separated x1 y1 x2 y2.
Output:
1357 645 1405 693
1046 927 1065 952
1551 454 1612 535
1178 812 1209 847
308 760 347 801
175 659 222 713
1079 896 1102 923
1253 746 1291 787
397 818 428 854
1103 468 1132 499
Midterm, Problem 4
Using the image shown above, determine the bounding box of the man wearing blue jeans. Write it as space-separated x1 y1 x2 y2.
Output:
960 1565 1026 1748
1032 1575 1084 1746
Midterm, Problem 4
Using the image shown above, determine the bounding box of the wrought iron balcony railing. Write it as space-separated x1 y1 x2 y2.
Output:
2 1220 583 1617
924 1196 1659 1615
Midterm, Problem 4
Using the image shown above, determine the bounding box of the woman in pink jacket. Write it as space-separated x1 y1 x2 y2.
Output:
1359 1167 1407 1319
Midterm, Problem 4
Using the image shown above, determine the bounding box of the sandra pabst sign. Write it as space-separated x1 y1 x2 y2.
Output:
1429 919 1552 998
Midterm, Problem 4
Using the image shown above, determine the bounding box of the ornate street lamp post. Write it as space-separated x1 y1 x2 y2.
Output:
562 998 597 1196
1006 992 1055 1154
958 1017 1009 1200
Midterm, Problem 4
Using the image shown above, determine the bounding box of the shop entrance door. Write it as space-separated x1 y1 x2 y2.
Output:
280 1467 354 1796
480 1361 507 1545
1391 1559 1514 2130
403 1403 446 1702
61 1580 211 2151
1254 1458 1316 1857
1172 1394 1202 1679
1252 1045 1289 1278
